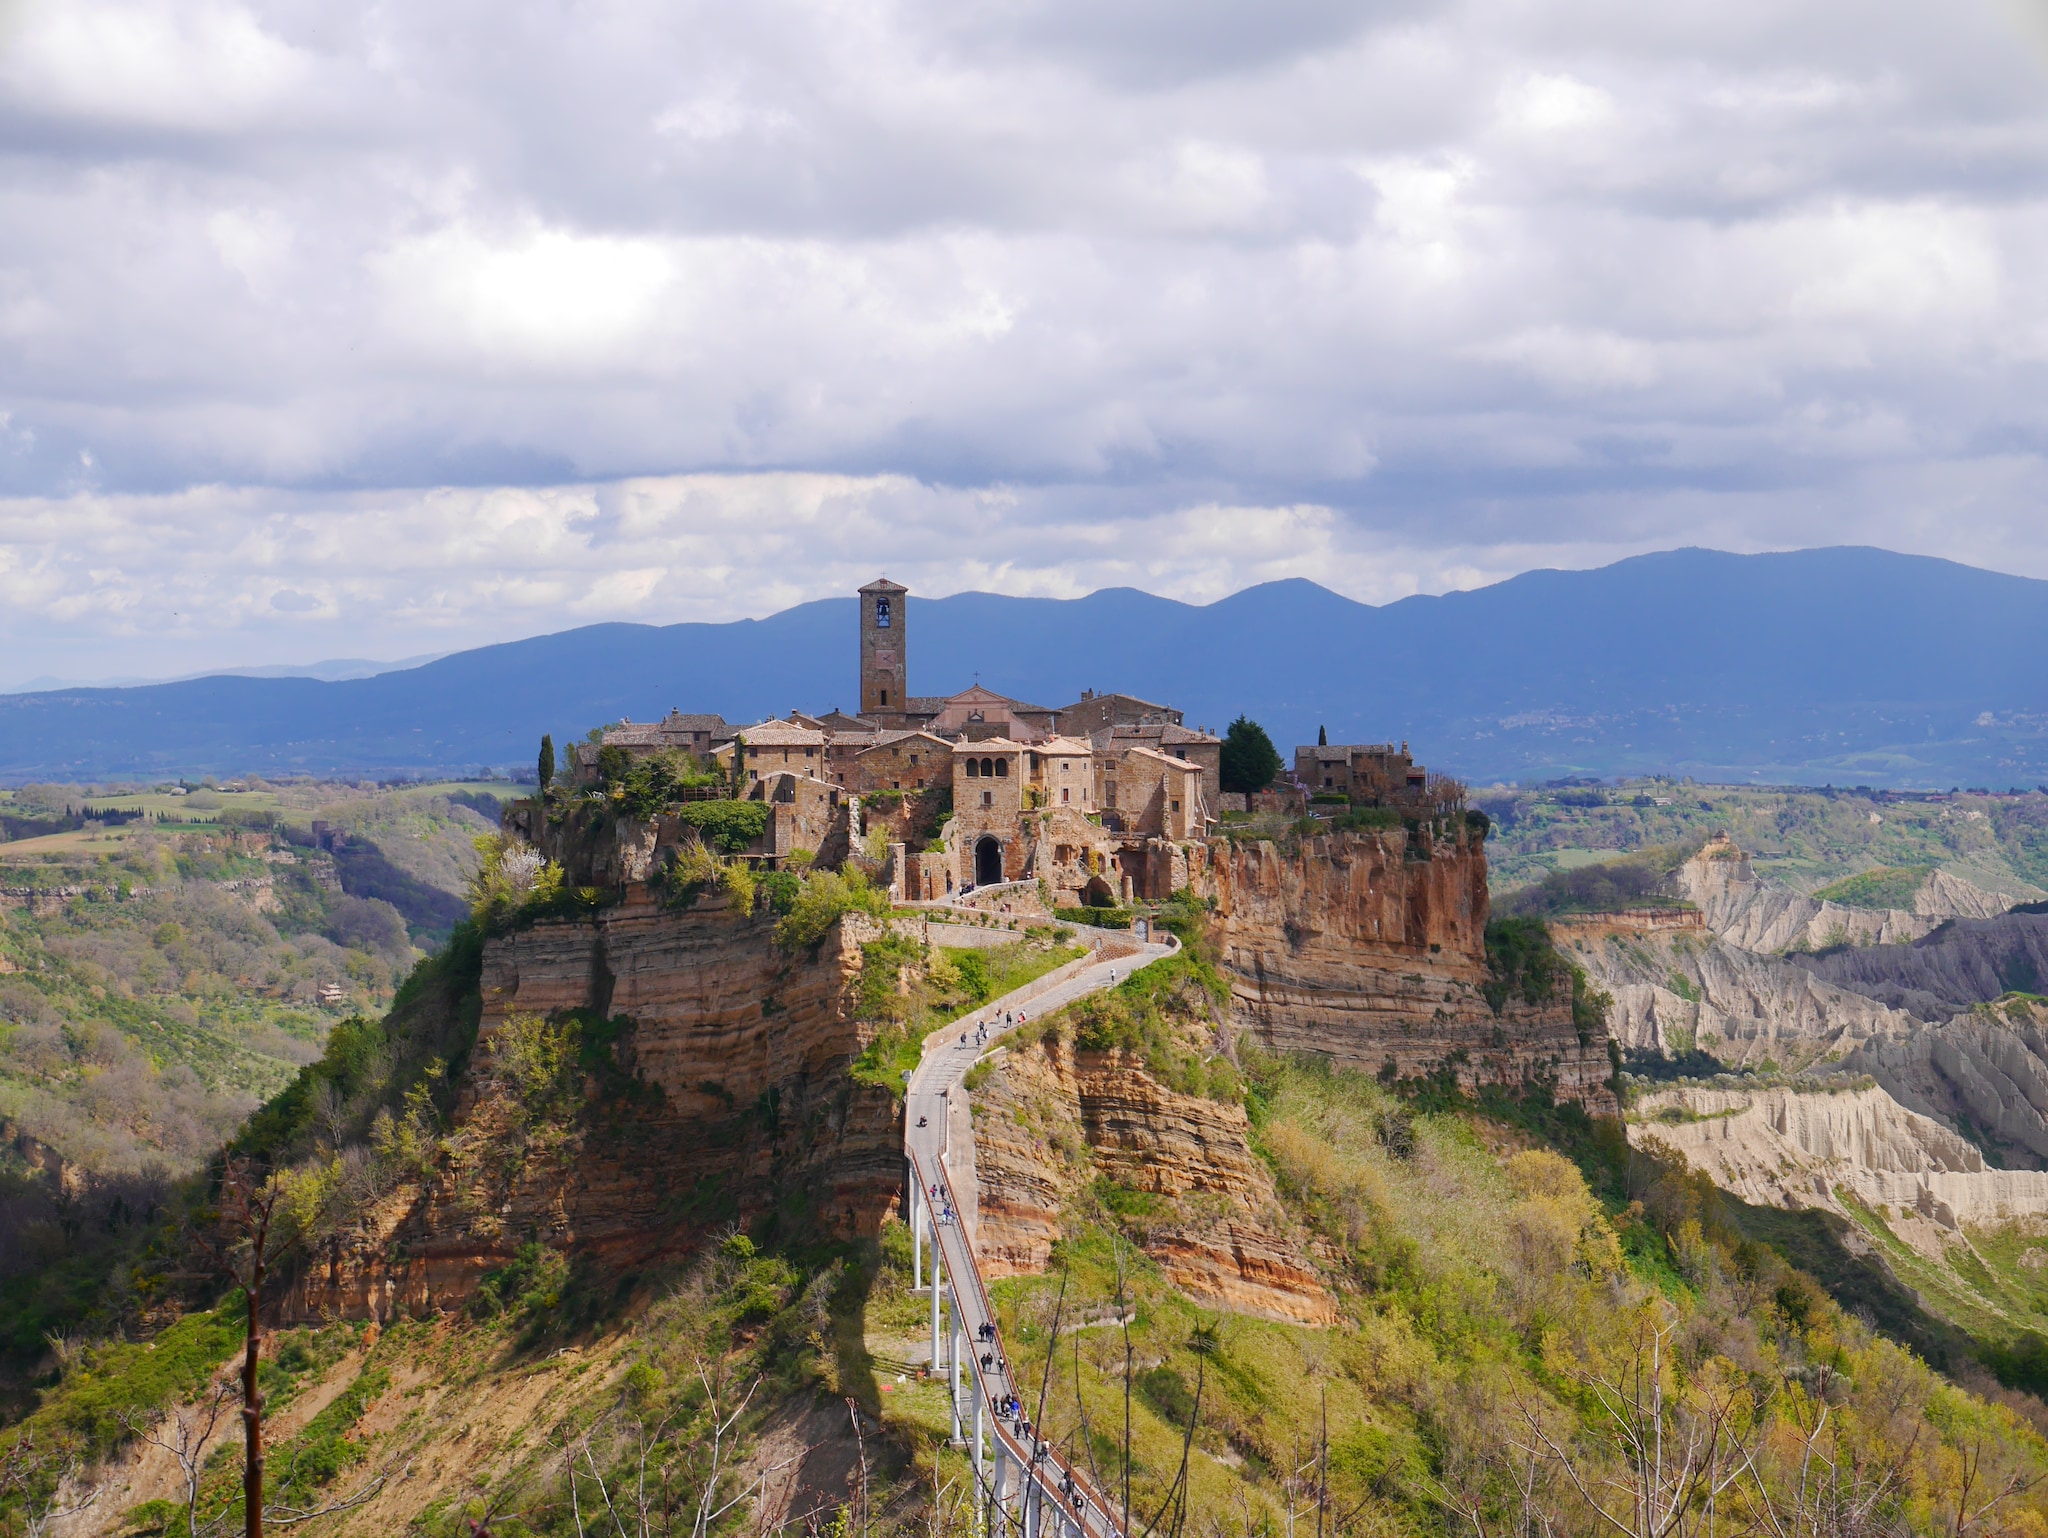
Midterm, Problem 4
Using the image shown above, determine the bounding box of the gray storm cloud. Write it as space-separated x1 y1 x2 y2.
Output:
2 0 2047 683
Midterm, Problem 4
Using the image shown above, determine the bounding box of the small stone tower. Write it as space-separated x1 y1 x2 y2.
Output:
859 577 908 717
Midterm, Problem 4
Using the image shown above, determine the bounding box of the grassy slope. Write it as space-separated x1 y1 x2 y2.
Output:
1478 780 2048 897
851 936 1085 1094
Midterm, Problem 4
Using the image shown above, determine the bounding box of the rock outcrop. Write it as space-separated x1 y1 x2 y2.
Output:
1793 912 2048 1020
1675 835 2018 956
1632 1081 2048 1253
1845 999 2048 1168
969 1032 1340 1325
1560 920 1918 1069
1185 829 1615 1112
284 889 904 1321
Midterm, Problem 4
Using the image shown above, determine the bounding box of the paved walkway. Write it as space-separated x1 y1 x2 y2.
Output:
904 917 1177 1538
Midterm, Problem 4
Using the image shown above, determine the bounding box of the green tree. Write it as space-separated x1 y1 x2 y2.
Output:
537 734 555 791
1220 716 1283 794
1318 724 1327 746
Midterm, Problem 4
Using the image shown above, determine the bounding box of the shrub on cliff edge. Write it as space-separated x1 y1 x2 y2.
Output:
774 869 889 951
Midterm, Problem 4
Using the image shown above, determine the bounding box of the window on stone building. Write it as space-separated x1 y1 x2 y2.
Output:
966 759 979 777
1171 800 1180 812
993 758 1007 777
876 597 891 627
880 689 889 705
1061 787 1069 803
982 791 993 807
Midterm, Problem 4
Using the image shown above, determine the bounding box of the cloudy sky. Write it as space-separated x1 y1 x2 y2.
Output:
4 0 2048 688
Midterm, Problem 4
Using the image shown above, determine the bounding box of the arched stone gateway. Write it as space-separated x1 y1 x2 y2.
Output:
974 835 1004 887
1081 874 1117 907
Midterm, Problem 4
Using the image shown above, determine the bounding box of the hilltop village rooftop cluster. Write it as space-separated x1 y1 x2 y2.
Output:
566 578 1439 909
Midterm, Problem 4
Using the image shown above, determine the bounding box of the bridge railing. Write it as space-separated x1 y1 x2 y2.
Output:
909 1145 1124 1537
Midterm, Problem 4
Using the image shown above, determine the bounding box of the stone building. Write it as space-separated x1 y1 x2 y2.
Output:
1031 736 1097 811
747 771 848 861
846 729 952 792
1088 721 1221 801
573 710 730 784
953 738 1026 819
1295 741 1428 804
1055 690 1182 736
715 719 829 782
1099 745 1207 839
923 684 1057 740
859 577 908 716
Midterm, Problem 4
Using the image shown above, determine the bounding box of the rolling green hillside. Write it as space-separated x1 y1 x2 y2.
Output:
1480 779 2048 897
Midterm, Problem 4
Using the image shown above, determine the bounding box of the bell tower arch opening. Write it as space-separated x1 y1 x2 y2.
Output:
858 577 909 718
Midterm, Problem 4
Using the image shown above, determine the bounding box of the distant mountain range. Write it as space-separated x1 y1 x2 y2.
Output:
4 546 2047 788
6 652 447 693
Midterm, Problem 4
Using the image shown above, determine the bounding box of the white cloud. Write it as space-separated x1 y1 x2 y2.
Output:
1 0 2048 683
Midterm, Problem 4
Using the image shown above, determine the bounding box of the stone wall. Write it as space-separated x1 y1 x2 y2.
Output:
847 732 950 794
1186 828 1615 1111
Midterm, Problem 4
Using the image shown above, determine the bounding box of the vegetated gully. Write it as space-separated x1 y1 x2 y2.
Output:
902 902 1178 1538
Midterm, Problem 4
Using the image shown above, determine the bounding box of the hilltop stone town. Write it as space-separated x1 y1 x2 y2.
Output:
560 576 1438 911
355 574 1610 1330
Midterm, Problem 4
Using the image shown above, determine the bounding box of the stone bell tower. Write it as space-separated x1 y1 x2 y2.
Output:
859 577 908 718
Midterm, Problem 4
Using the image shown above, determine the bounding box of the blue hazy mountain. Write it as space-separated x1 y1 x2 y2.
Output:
4 546 2046 788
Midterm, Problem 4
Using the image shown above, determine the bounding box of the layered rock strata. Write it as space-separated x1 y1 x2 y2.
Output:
1560 920 1917 1069
1632 1082 2048 1251
1185 829 1614 1112
1794 912 2048 1020
1676 837 2017 955
1846 1000 2048 1168
970 1032 1340 1325
284 889 903 1321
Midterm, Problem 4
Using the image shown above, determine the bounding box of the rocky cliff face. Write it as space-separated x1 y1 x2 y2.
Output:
966 1031 1340 1325
284 890 904 1322
1561 919 1918 1070
1632 1081 2048 1253
1185 830 1615 1112
1845 999 2048 1169
1675 838 2016 955
1793 912 2048 1020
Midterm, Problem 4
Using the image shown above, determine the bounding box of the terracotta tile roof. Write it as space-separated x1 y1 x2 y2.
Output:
732 720 828 746
1098 722 1218 746
659 712 727 733
1058 691 1174 713
601 723 666 746
858 730 951 751
1115 744 1203 772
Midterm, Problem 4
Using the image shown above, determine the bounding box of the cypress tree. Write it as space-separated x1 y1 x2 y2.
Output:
1220 717 1283 795
538 733 556 790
